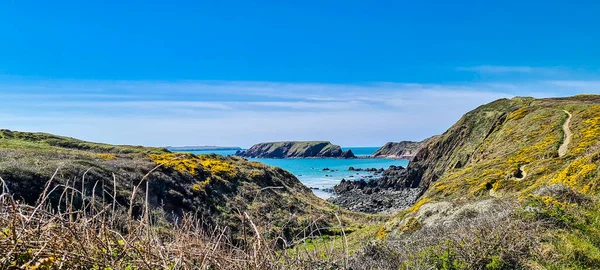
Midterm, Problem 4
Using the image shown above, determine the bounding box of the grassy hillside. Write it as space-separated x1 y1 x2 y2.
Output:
364 95 600 269
409 95 600 200
0 131 382 268
0 129 167 154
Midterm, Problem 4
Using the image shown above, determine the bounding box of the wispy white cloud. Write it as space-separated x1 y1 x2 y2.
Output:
458 65 537 73
37 101 235 110
544 80 600 92
457 65 571 78
0 78 592 147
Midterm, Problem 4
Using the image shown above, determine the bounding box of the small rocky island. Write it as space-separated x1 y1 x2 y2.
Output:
235 141 355 158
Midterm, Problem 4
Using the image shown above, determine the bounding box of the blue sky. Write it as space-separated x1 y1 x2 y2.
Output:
0 1 598 147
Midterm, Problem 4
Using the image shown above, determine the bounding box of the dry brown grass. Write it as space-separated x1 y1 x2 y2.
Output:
0 172 350 269
349 201 548 269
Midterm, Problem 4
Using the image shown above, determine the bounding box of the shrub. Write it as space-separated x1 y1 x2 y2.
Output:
350 206 543 269
97 153 117 161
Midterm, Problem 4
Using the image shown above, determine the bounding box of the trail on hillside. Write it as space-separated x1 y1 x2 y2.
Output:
558 110 573 157
514 165 527 181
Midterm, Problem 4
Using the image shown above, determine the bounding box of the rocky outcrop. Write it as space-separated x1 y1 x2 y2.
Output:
328 188 422 214
330 165 422 213
399 98 525 190
334 165 408 193
330 98 538 213
355 98 526 194
235 141 353 158
372 141 423 159
340 149 356 158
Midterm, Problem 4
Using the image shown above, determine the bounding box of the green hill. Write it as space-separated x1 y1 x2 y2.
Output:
403 95 599 200
355 95 600 269
0 130 371 245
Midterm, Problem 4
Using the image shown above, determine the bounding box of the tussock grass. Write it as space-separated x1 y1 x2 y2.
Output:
0 173 351 269
350 202 547 269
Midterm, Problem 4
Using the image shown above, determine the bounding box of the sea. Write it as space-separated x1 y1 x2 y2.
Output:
173 147 409 199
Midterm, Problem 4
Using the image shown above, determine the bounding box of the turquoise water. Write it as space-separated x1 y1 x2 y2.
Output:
248 158 407 189
342 147 380 156
175 147 408 198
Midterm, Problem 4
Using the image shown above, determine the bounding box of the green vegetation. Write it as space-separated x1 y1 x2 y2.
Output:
0 130 383 268
361 95 600 269
0 129 167 154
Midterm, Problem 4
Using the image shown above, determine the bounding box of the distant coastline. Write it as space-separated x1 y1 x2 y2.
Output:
166 146 242 151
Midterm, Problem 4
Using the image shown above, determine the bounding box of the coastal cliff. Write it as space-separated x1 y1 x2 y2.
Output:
372 141 423 159
332 95 600 269
333 95 600 213
235 141 355 158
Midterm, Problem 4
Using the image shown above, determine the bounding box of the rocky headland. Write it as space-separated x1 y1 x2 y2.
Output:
235 141 355 158
371 137 439 159
372 141 422 159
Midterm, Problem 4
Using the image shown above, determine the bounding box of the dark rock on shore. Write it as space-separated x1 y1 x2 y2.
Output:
340 149 356 158
348 167 382 172
322 188 334 193
328 189 422 214
330 165 424 213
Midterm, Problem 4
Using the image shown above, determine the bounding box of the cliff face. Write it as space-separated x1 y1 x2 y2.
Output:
236 141 354 158
0 130 342 241
414 95 600 199
403 98 525 190
373 141 423 159
333 95 600 213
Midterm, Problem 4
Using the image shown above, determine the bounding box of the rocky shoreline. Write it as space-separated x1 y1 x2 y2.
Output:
328 188 422 214
326 165 425 214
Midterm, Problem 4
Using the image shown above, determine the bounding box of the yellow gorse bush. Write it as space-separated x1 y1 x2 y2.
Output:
97 153 117 161
507 107 530 121
409 197 432 213
551 156 598 193
150 153 239 179
150 153 202 175
193 178 211 192
199 158 237 179
538 195 577 209
572 106 600 155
